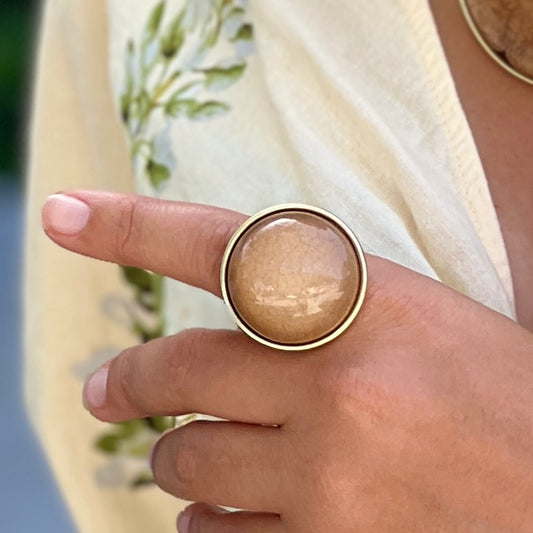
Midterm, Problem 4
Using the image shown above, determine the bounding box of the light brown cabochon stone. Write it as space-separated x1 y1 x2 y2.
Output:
227 211 361 346
466 0 533 78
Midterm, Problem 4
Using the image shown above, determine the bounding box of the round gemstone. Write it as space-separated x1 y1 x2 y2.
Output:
225 209 362 347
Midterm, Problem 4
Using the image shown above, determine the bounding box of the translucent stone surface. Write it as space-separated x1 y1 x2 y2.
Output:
226 210 361 346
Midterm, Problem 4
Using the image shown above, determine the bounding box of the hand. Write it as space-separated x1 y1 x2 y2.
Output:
42 191 533 532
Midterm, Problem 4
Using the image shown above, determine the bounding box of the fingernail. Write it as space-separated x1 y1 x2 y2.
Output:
83 368 109 409
42 194 90 235
177 508 192 533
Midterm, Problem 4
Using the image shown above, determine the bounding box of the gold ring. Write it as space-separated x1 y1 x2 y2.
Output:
220 204 367 351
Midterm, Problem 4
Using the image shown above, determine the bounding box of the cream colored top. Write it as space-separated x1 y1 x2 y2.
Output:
25 0 515 531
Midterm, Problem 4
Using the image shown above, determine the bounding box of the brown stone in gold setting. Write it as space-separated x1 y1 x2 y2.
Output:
220 205 367 351
461 0 533 83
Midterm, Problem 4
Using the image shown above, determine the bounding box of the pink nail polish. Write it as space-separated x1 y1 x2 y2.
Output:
42 194 90 235
177 508 192 533
83 368 109 409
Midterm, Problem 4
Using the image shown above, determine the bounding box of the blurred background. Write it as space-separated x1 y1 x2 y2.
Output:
1 1 75 530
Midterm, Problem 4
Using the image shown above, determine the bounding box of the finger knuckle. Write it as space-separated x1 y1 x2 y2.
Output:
115 348 146 412
314 358 360 411
173 430 198 488
167 329 209 408
186 504 214 533
153 427 199 497
186 511 202 533
313 356 392 422
116 196 142 262
193 217 237 288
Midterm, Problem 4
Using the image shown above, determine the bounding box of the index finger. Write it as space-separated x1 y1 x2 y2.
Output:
42 191 246 297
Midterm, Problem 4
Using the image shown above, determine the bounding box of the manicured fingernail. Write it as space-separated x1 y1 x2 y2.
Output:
83 368 109 409
42 194 90 235
177 508 192 533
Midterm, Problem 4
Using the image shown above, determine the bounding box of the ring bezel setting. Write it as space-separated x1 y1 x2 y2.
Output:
220 204 367 351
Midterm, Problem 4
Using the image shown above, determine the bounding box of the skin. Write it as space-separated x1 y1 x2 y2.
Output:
429 0 533 329
41 2 533 531
42 191 533 532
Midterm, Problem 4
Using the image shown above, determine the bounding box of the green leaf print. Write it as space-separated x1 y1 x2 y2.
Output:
187 100 230 120
121 266 154 292
165 97 198 118
95 420 157 458
222 6 245 39
95 420 147 454
121 0 254 188
95 434 121 454
146 159 171 188
204 61 246 91
120 93 131 123
144 1 166 42
147 416 176 433
160 11 186 59
223 5 244 22
233 22 253 42
131 472 155 488
136 90 151 121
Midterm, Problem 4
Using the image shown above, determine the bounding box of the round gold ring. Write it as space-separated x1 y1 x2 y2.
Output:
220 204 367 351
